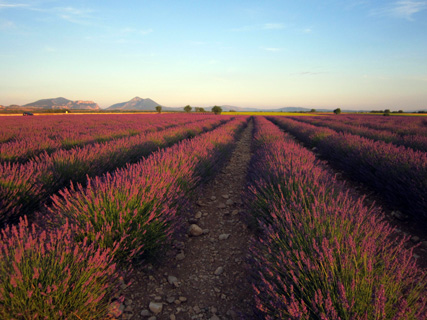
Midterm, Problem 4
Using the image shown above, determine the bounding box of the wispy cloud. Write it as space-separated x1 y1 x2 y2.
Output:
345 1 370 10
232 22 285 32
121 27 153 35
260 47 283 52
52 6 93 24
231 25 255 32
371 1 427 20
263 23 285 30
43 45 56 52
0 2 29 9
139 28 153 35
292 71 327 76
0 2 96 25
189 41 207 46
0 19 15 29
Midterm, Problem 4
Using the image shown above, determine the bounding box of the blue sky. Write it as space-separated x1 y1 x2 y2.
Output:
1 0 426 110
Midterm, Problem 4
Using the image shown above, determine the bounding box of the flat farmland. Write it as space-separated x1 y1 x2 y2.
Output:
1 113 426 319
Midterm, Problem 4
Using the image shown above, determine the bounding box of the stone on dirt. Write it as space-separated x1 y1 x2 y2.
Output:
189 224 204 236
214 267 224 275
168 275 178 285
140 309 151 317
149 301 163 314
391 210 408 221
219 234 230 240
226 199 234 206
176 252 185 260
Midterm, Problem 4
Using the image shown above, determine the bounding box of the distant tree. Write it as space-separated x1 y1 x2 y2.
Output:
194 107 200 112
155 106 162 114
212 106 222 115
384 109 391 116
310 109 316 113
229 109 236 112
398 110 403 113
333 108 341 115
199 107 206 112
184 105 192 112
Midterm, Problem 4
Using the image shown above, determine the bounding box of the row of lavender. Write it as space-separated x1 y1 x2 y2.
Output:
0 114 215 163
0 117 248 319
309 114 427 136
0 114 168 144
246 116 426 319
322 114 427 137
268 116 427 223
0 116 231 226
289 115 427 152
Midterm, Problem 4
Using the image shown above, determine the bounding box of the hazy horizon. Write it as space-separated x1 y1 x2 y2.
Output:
1 96 426 111
1 1 426 111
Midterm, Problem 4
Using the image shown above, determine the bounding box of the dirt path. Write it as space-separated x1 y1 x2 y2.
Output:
120 120 255 320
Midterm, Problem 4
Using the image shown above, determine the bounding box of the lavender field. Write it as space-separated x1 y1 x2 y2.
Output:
0 113 426 319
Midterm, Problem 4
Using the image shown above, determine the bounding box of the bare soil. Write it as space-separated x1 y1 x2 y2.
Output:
119 120 255 320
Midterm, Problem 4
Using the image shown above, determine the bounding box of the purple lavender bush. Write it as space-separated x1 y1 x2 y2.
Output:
269 116 427 222
48 117 248 265
289 115 427 152
0 116 230 227
246 116 427 319
0 216 121 319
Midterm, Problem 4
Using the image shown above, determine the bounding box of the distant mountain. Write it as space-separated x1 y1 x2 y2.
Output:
217 105 327 112
219 106 364 112
217 105 247 112
23 97 100 110
107 97 161 111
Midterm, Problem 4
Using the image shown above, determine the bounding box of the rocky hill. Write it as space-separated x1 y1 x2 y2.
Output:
107 97 161 111
23 97 100 110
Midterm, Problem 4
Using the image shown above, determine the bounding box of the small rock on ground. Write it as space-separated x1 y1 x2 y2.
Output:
149 302 163 315
189 224 204 236
214 267 224 275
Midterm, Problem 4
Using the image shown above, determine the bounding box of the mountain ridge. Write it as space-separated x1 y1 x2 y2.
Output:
23 97 100 110
107 97 161 110
1 97 425 113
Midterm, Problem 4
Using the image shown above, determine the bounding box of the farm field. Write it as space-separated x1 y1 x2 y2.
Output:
0 113 426 319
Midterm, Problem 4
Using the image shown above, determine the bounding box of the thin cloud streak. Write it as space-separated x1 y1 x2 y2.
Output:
260 47 283 52
0 2 96 25
0 20 15 29
53 6 93 24
370 1 427 20
121 27 153 35
0 3 29 8
291 71 328 76
232 22 285 32
263 23 285 30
